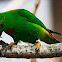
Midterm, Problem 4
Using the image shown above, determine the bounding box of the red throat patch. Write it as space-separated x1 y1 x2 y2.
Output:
49 33 57 40
5 27 15 35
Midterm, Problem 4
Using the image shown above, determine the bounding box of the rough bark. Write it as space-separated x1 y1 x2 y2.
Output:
0 42 62 58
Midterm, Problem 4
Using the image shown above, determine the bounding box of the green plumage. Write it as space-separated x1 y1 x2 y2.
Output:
0 9 60 44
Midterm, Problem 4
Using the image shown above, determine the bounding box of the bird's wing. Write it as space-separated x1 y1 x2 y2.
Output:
10 9 62 35
14 18 60 44
10 9 47 30
12 18 47 43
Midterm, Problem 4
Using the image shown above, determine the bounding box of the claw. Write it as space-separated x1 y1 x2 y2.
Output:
34 42 41 50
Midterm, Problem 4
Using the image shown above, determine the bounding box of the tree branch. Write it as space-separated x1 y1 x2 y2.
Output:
32 0 40 15
0 42 62 58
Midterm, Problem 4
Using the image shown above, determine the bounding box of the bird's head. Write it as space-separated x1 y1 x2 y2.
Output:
0 13 5 30
0 13 5 36
0 13 15 35
0 13 9 31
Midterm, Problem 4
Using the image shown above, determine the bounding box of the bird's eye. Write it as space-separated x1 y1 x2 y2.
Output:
0 23 4 27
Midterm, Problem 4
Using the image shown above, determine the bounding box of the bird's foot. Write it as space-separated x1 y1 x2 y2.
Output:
34 42 41 51
9 42 16 46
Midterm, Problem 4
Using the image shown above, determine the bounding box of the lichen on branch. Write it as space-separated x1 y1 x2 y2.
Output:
0 41 62 58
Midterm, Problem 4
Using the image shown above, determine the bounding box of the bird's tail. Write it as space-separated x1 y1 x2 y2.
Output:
47 33 60 44
48 29 62 35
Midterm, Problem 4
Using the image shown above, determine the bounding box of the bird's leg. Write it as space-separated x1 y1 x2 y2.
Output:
34 42 41 50
9 40 20 46
9 42 17 46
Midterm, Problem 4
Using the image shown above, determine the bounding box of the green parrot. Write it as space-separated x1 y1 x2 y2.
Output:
0 9 61 50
